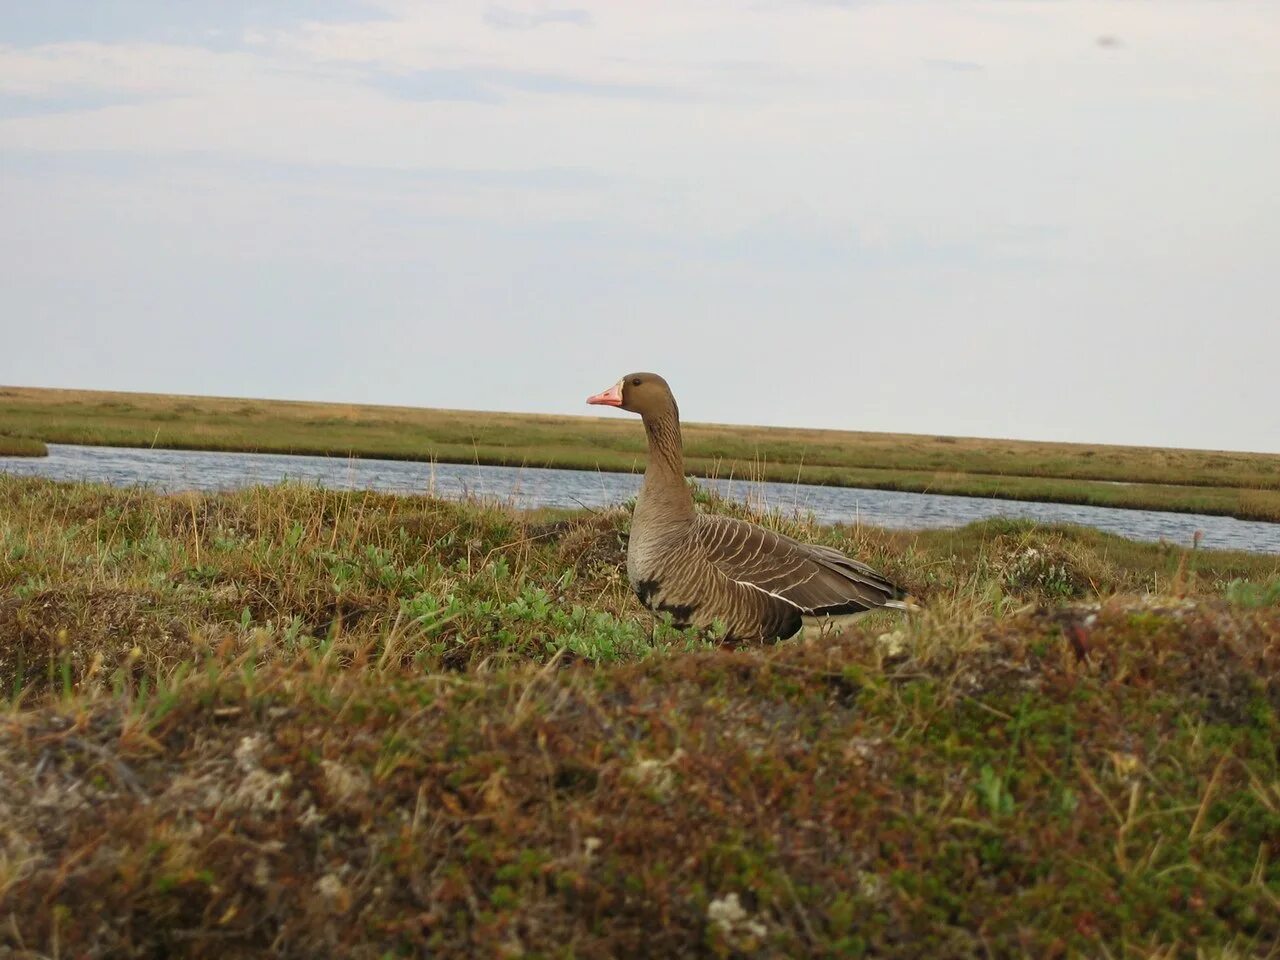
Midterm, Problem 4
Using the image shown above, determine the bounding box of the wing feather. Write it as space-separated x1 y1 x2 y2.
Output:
694 514 903 615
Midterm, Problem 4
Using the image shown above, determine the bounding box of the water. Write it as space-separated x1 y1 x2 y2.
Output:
3 444 1278 555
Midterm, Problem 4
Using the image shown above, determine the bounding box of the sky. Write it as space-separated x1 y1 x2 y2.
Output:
1 1 1277 452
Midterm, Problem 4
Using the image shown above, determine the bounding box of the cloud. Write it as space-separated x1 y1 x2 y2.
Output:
0 147 610 189
0 91 156 119
378 66 690 103
483 7 592 30
0 0 384 46
0 41 274 99
374 69 502 103
923 58 984 73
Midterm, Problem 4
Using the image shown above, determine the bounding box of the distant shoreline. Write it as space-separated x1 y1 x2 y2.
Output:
2 385 1278 522
0 434 47 457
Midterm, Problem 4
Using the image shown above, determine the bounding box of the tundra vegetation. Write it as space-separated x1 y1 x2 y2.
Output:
3 384 1280 520
1 474 1278 957
0 434 46 457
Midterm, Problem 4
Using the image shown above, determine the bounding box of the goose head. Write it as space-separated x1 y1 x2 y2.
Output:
587 372 676 420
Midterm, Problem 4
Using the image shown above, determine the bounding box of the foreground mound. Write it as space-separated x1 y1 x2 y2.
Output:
3 601 1278 957
0 477 1277 956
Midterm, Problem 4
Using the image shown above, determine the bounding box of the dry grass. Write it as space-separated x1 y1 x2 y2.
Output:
4 384 1280 520
1 475 1278 957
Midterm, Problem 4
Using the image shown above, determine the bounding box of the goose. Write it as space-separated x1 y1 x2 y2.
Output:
587 372 908 643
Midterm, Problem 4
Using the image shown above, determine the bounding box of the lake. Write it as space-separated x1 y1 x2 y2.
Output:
3 444 1279 554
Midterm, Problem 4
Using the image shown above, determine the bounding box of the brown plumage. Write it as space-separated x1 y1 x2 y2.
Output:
587 372 907 643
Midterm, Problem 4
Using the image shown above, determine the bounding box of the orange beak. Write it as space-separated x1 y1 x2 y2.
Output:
586 381 624 407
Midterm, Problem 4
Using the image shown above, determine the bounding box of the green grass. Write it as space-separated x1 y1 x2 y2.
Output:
0 434 46 456
4 384 1280 520
1 475 1278 957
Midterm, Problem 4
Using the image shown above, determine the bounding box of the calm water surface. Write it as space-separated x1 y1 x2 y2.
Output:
4 444 1279 555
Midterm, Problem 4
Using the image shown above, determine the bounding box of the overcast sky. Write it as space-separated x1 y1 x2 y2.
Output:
1 1 1277 452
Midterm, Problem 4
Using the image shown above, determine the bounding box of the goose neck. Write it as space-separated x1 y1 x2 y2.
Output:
639 411 694 519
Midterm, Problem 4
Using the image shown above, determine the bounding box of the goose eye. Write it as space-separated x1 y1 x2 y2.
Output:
631 377 642 386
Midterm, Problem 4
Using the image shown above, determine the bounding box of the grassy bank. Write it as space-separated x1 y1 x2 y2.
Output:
4 385 1280 521
0 433 46 456
1 475 1278 957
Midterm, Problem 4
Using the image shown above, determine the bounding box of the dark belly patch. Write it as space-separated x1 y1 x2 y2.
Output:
634 578 660 607
656 601 697 628
633 578 697 628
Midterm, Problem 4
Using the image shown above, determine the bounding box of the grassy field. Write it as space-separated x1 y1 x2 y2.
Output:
1 474 1278 957
3 385 1280 521
0 433 46 456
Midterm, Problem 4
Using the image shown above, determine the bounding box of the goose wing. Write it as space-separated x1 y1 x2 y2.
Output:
693 513 903 615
